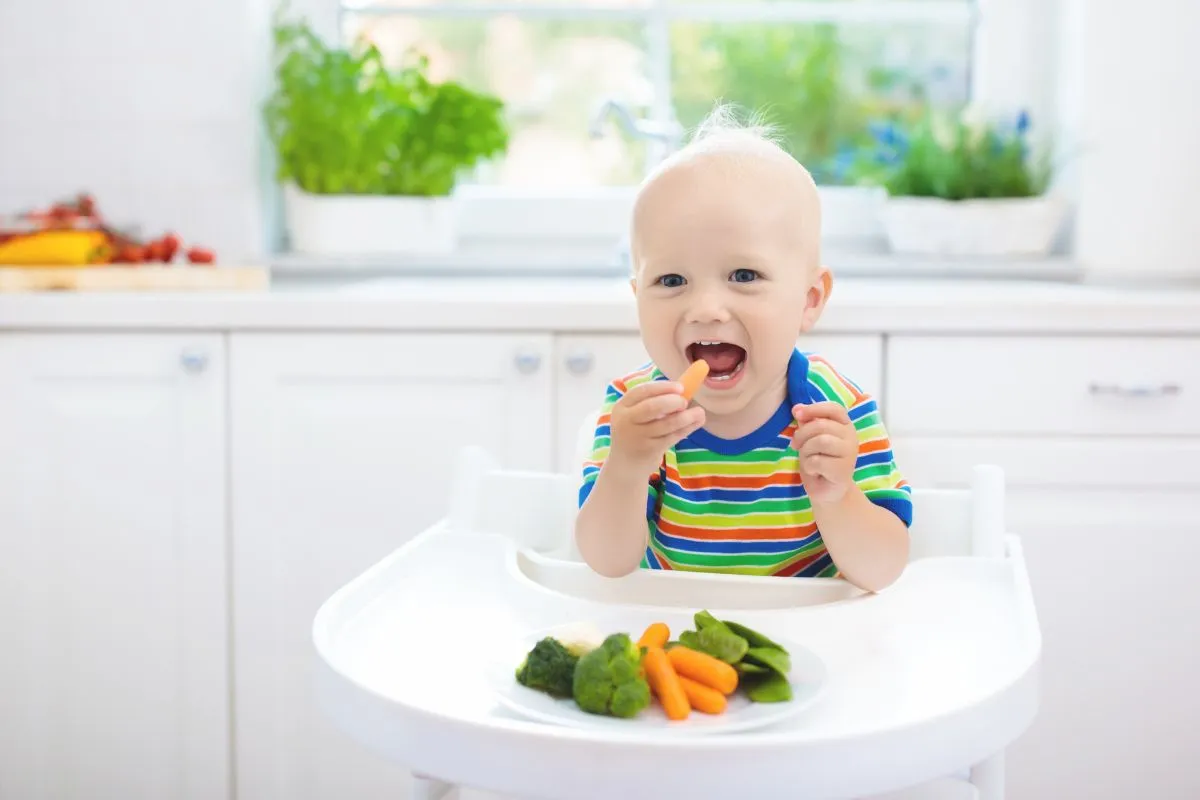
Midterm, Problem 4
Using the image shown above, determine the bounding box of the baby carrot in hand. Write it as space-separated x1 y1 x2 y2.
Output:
667 645 739 695
643 646 690 721
679 360 710 401
637 622 670 649
678 675 727 715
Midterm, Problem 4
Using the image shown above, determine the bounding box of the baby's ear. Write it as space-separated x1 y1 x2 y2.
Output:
799 266 832 333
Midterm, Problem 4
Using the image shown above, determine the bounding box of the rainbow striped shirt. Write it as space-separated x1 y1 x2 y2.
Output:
578 349 912 578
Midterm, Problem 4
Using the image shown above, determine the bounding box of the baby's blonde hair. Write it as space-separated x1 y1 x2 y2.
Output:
642 103 799 183
631 103 823 272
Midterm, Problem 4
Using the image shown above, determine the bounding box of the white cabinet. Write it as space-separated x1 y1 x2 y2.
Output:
0 333 230 800
228 333 554 800
4 321 1196 800
896 439 1200 798
887 333 1200 800
1002 490 1200 800
553 333 885 473
886 335 1199 437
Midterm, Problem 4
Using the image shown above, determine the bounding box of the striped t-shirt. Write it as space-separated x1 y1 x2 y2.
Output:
578 348 912 578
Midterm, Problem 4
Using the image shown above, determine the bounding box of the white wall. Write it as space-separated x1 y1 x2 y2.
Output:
0 0 273 262
1064 0 1200 283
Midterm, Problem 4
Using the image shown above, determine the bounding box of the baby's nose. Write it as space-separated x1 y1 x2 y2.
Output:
686 288 731 323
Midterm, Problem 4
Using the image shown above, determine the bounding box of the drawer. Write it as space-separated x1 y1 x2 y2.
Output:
886 336 1199 436
891 437 1200 489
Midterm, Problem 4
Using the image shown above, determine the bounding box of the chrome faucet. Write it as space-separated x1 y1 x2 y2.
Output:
589 99 684 272
589 99 684 166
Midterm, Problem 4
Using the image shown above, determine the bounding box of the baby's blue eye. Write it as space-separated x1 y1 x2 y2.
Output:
730 268 759 283
657 273 686 288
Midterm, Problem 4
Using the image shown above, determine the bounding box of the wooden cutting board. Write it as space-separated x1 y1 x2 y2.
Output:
0 264 269 292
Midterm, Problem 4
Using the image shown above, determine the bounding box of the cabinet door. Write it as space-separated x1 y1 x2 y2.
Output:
1003 489 1200 800
229 333 553 800
893 436 1200 799
0 333 229 800
553 334 885 473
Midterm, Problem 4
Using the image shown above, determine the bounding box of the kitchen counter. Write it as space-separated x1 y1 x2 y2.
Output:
1 275 1199 333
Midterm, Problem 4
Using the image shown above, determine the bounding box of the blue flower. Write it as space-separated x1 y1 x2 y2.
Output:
1015 110 1030 135
826 147 859 180
868 120 906 149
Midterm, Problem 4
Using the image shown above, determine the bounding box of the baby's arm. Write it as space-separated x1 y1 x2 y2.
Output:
575 451 658 577
791 397 912 592
575 380 705 577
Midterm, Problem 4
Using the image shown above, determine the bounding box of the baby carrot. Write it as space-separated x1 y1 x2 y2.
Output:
643 646 690 721
678 675 727 715
637 622 670 649
679 359 709 401
667 645 739 695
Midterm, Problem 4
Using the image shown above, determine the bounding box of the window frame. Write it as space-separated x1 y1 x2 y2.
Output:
285 0 1054 264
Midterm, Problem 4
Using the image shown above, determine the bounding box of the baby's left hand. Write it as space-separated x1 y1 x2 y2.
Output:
791 402 858 504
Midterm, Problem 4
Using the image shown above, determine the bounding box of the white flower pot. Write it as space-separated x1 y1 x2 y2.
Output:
880 194 1067 257
282 183 458 256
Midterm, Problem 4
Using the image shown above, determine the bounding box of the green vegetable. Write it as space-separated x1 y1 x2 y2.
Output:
735 661 770 675
743 647 792 676
572 633 652 718
722 620 789 655
684 610 750 663
263 11 509 197
514 637 579 699
684 611 796 703
696 625 749 664
744 672 794 703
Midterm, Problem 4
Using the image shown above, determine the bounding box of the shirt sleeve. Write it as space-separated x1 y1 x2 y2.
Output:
846 395 913 527
577 380 661 519
806 357 913 527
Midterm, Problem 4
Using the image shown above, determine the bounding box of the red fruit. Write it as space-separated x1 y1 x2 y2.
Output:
124 246 145 264
159 233 179 262
186 246 215 264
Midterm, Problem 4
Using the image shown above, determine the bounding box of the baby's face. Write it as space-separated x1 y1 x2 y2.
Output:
630 148 828 424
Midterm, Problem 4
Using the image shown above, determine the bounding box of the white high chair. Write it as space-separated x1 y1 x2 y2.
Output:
407 413 1013 800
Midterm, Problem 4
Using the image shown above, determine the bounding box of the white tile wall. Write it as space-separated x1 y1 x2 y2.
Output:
0 0 271 262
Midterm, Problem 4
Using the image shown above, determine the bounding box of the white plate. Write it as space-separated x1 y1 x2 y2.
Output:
489 613 827 736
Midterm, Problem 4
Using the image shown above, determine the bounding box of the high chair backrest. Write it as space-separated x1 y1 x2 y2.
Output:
448 445 581 558
571 409 1006 561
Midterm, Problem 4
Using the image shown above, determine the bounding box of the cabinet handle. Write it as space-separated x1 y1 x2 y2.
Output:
514 350 542 375
1088 382 1181 398
564 350 594 376
180 348 209 374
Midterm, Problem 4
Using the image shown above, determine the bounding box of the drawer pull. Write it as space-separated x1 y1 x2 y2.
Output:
1088 382 1182 398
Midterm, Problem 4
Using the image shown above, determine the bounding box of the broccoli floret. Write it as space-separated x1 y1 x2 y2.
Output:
515 637 580 698
571 632 651 718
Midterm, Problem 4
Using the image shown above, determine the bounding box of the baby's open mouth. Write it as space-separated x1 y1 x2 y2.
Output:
687 340 747 382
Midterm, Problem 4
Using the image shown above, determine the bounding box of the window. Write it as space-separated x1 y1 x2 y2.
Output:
330 1 1035 257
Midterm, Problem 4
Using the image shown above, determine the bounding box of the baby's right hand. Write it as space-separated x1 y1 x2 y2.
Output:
608 381 706 474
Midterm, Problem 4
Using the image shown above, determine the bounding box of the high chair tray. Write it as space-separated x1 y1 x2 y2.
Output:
312 526 1041 800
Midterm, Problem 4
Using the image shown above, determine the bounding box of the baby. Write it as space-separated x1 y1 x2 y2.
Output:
575 108 912 593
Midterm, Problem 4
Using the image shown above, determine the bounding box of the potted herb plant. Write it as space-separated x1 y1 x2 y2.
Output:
850 109 1064 257
263 14 509 256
